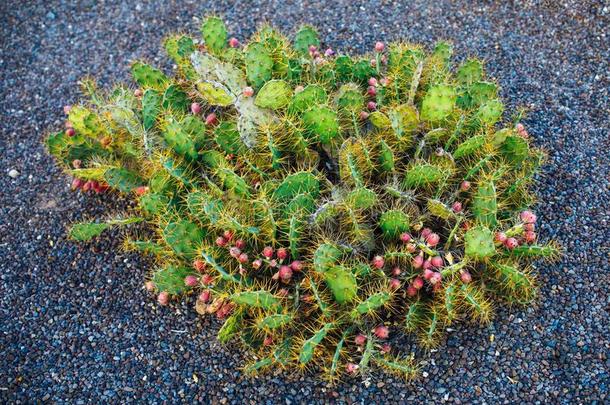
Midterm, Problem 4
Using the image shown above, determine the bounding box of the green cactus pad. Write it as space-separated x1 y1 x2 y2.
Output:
288 85 327 113
377 140 395 172
255 80 293 109
214 121 245 154
313 243 343 273
453 134 486 159
162 84 189 111
257 314 293 330
421 84 457 123
104 168 144 193
245 43 274 89
334 55 353 81
131 62 168 90
139 193 169 216
152 266 193 295
476 99 504 125
231 290 280 310
201 16 228 54
293 26 319 55
456 59 484 85
500 135 529 166
302 106 341 145
163 118 198 159
336 84 365 112
299 323 333 365
345 187 378 210
142 89 161 131
403 164 447 188
324 265 358 304
197 82 235 106
163 219 205 259
379 209 410 238
472 179 498 228
464 226 496 259
272 172 320 201
352 292 391 316
388 104 419 139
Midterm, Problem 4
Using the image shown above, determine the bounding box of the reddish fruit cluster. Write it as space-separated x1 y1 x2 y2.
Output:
515 123 529 138
71 178 109 194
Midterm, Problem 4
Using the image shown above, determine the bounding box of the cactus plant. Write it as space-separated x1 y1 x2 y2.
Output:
46 16 559 382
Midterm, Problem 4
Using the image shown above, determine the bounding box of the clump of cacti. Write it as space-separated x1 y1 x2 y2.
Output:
46 16 560 381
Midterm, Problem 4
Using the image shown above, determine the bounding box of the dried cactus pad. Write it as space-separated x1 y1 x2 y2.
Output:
46 15 559 382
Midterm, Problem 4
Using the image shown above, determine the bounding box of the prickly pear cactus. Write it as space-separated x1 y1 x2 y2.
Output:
46 16 560 382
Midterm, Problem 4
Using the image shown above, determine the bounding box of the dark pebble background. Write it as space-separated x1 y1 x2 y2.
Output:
1 0 609 403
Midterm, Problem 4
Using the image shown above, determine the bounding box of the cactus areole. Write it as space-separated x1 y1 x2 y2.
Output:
46 16 559 381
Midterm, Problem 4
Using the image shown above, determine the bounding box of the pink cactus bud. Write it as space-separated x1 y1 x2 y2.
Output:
524 231 537 243
389 278 401 290
190 102 201 115
367 101 377 111
516 123 525 132
460 271 472 284
412 255 424 269
495 232 507 243
407 286 418 297
412 277 424 290
374 325 389 339
308 45 317 53
252 259 262 269
235 239 246 249
134 88 143 97
524 223 535 232
406 243 416 253
216 236 227 247
201 274 214 285
423 268 435 280
421 228 432 238
392 266 401 276
269 259 278 268
431 256 444 268
263 335 273 346
63 105 72 115
346 363 358 374
193 259 206 272
71 178 83 190
380 77 390 86
262 246 274 259
460 180 471 191
134 186 149 196
504 237 519 249
279 265 292 281
238 253 249 264
452 201 463 213
145 281 155 292
199 290 211 303
368 77 378 87
520 210 537 224
422 259 432 270
290 260 303 271
381 343 391 353
157 291 169 306
185 275 198 287
374 41 385 52
243 86 254 97
324 48 334 57
205 113 218 126
66 128 75 137
277 248 288 261
354 334 367 346
367 86 377 96
429 272 442 285
82 180 92 192
359 111 370 120
372 255 385 269
433 282 442 293
278 288 289 297
229 247 241 258
426 233 440 247
370 58 376 67
228 37 240 48
400 232 412 243
223 230 234 241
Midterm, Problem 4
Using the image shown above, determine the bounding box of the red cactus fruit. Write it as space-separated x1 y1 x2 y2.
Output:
381 343 391 354
278 288 289 297
370 58 376 67
243 86 254 97
262 246 274 259
184 275 198 287
520 210 537 224
429 272 442 285
190 102 201 114
367 101 377 111
426 232 440 246
157 291 169 306
423 268 435 280
201 274 214 285
238 253 249 264
324 48 334 57
524 231 537 243
235 239 246 249
412 277 424 290
406 285 417 297
406 243 416 253
228 37 240 48
359 111 370 120
452 201 463 213
372 255 385 269
193 259 206 272
412 255 424 269
277 248 288 261
63 105 72 115
263 335 273 346
72 159 82 169
375 41 385 52
252 259 262 269
66 128 75 137
431 256 444 268
367 86 377 96
389 278 401 290
460 271 472 284
82 180 92 192
400 232 412 243
216 236 227 247
368 77 378 87
421 228 432 238
460 180 471 191
392 266 401 276
229 247 241 258
199 290 211 303
71 178 83 190
205 113 218 126
504 237 519 249
524 223 535 232
346 363 358 374
279 265 293 281
374 325 389 339
354 334 367 346
290 260 303 271
495 232 507 243
223 230 234 241
134 186 149 196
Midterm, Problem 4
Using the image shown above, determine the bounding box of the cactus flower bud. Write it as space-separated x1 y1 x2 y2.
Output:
228 37 240 48
412 277 424 290
277 248 288 261
279 265 292 281
452 201 463 213
185 275 198 287
191 102 201 114
374 41 385 52
504 237 519 249
374 325 389 339
372 255 385 269
460 180 471 191
460 271 472 284
243 86 254 97
157 291 169 306
66 128 75 137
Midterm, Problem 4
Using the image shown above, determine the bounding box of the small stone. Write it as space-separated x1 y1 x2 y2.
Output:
8 169 19 178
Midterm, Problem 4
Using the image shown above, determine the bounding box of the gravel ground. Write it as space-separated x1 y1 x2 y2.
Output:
1 0 609 403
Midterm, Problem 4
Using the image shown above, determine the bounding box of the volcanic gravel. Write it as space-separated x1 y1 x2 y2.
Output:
1 0 609 403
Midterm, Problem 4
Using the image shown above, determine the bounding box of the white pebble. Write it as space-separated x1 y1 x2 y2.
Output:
8 169 19 178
